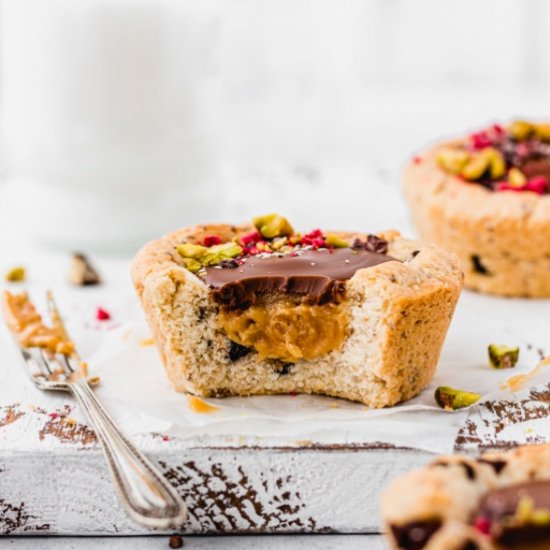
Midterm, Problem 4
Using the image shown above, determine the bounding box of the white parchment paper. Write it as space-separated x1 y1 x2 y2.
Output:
72 289 550 454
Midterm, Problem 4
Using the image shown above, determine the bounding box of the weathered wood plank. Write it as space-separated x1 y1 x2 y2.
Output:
0 437 430 535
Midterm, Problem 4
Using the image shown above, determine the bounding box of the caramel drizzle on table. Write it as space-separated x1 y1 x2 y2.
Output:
2 291 75 355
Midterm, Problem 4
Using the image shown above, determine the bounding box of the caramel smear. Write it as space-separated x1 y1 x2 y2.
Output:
218 298 349 362
2 291 75 355
139 337 155 347
187 395 220 414
502 357 550 392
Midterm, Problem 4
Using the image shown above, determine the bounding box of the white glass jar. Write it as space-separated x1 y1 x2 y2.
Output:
0 0 220 252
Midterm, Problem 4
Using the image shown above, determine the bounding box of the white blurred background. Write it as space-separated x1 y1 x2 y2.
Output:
1 0 550 252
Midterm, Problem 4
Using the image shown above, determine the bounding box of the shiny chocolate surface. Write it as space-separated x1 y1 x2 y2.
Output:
203 247 398 309
478 480 550 547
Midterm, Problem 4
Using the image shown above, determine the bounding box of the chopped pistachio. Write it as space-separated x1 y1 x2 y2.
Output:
484 148 506 179
289 234 302 245
461 154 490 181
535 123 550 143
508 167 527 188
271 237 288 250
488 344 520 369
201 242 243 266
436 148 470 174
253 213 294 239
531 509 550 526
182 258 202 273
5 266 25 282
256 241 271 252
516 496 534 523
325 234 349 248
435 386 481 410
176 243 207 259
509 120 535 141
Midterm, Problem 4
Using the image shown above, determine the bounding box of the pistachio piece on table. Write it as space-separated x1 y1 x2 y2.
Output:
435 386 481 410
508 167 527 188
509 120 535 141
461 153 490 181
436 148 470 174
4 266 26 283
253 213 294 239
488 344 519 369
325 234 349 248
69 253 101 286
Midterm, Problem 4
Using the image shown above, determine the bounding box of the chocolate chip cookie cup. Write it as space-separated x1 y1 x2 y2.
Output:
381 445 550 550
131 214 463 407
403 121 550 297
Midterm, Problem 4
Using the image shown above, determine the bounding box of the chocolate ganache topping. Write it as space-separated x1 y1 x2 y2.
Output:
203 247 398 309
477 480 550 546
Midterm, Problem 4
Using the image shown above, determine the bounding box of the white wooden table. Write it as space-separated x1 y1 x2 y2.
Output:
4 535 387 549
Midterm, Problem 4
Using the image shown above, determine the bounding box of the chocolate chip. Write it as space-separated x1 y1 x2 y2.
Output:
168 535 183 548
460 540 479 550
219 259 240 269
228 341 251 362
477 458 507 475
69 252 101 286
390 520 442 550
458 461 476 480
411 250 420 259
432 460 476 480
277 362 292 375
471 255 490 275
352 238 364 250
365 234 389 254
351 235 389 255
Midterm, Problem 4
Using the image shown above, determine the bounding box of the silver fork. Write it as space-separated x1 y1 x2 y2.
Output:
14 292 187 529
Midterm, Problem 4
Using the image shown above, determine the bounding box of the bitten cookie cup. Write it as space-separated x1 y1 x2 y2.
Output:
131 215 463 408
381 445 550 550
403 121 550 297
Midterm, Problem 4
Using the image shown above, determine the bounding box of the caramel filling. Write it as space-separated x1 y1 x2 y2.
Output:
218 298 349 362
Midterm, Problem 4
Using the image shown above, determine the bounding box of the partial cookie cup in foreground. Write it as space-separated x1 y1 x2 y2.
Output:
403 121 550 297
381 444 550 550
131 216 463 407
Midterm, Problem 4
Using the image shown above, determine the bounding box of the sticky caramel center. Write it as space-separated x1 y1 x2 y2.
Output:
218 298 349 362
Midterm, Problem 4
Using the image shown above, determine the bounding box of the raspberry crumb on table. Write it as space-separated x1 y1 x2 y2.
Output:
96 307 111 321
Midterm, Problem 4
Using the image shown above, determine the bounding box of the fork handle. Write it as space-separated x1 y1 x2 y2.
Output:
70 379 187 528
